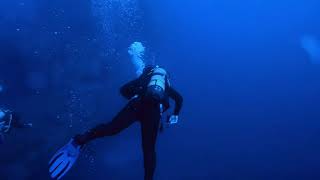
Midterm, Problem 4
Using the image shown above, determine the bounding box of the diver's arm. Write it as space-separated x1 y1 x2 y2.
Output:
167 87 183 115
120 79 141 100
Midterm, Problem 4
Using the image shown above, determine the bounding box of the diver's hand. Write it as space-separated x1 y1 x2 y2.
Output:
168 115 179 125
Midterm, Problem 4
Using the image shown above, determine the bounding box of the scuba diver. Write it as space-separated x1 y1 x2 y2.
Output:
49 65 183 180
0 108 33 144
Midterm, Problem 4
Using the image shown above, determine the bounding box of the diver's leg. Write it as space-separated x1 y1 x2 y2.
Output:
140 108 161 180
74 102 137 146
49 102 138 180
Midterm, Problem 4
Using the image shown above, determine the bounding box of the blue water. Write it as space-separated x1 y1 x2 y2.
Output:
1 0 320 179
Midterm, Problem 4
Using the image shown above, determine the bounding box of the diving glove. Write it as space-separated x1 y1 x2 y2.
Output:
49 139 80 179
168 115 179 125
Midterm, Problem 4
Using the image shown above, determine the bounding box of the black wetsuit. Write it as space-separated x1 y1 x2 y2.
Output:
74 70 183 180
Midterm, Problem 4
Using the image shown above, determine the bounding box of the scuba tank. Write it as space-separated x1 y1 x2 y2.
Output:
145 66 168 102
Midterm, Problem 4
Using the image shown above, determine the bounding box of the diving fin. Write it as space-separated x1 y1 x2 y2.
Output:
49 139 80 179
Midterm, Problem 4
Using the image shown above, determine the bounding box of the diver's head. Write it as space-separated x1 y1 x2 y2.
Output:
142 65 156 75
142 65 170 81
152 66 167 77
143 65 164 73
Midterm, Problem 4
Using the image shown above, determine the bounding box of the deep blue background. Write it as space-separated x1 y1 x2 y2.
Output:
0 0 320 179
